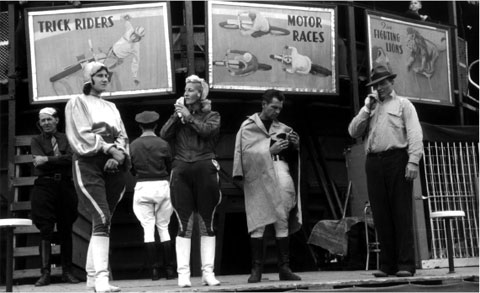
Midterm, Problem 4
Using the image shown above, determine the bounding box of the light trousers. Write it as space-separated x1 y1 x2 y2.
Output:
251 160 296 238
133 180 173 242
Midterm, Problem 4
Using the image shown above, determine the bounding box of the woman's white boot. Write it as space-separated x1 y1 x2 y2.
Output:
201 236 220 286
176 237 192 288
90 236 121 293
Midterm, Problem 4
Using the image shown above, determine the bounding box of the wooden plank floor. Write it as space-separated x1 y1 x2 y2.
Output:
1 266 478 292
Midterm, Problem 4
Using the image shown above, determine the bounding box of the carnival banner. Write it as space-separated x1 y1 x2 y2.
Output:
26 2 173 103
367 12 453 105
208 1 337 94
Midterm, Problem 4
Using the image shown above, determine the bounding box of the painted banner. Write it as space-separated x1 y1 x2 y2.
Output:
26 2 173 104
367 12 453 105
208 1 337 94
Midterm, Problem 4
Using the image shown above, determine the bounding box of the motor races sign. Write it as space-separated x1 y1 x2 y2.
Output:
26 2 174 104
367 12 453 105
207 1 337 94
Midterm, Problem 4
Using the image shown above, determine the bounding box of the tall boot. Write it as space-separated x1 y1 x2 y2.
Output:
91 236 120 293
200 236 220 286
61 235 80 284
35 240 51 286
146 242 160 280
85 240 95 289
161 240 176 280
276 237 301 281
248 238 264 283
176 237 191 287
85 241 121 292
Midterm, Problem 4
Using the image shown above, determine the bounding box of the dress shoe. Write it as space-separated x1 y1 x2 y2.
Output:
165 266 176 280
396 270 413 277
152 267 160 281
35 271 50 286
62 271 80 283
372 270 388 278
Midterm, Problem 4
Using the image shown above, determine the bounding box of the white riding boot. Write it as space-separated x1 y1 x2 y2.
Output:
86 241 120 292
201 236 220 286
176 237 192 288
85 241 95 290
91 236 121 293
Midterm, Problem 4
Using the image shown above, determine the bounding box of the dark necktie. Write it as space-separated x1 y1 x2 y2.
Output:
51 136 61 156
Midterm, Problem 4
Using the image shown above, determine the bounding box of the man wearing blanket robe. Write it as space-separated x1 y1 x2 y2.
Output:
233 89 302 283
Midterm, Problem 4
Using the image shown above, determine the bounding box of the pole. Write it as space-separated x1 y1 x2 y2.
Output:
184 1 195 75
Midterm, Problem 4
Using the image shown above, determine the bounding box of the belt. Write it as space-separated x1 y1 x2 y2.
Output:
38 173 69 181
272 155 286 161
367 148 406 158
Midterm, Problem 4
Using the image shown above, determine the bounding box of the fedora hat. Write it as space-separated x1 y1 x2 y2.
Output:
135 111 159 124
366 65 397 87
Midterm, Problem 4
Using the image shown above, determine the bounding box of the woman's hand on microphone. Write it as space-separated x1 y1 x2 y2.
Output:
175 103 191 120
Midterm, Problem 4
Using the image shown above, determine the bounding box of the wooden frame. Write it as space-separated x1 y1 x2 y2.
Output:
25 2 174 104
366 11 453 106
207 1 337 94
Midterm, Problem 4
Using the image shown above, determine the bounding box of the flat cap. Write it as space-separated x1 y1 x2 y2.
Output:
39 107 57 117
135 111 159 124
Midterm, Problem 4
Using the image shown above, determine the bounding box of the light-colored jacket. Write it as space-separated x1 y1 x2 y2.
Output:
233 113 302 234
348 90 423 164
65 94 130 169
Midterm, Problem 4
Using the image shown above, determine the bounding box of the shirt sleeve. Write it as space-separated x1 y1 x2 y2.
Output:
403 101 424 164
131 43 140 79
348 107 371 139
30 136 72 171
160 114 180 140
165 143 172 174
122 20 134 39
65 96 109 156
30 136 44 157
113 107 130 156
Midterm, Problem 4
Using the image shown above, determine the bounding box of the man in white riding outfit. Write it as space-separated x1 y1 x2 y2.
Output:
103 14 145 88
240 11 270 38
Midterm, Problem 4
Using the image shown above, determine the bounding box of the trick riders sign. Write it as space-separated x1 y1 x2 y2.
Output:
367 11 453 105
207 1 337 94
26 2 174 103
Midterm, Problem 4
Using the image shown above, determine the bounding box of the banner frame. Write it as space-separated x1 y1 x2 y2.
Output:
25 1 175 104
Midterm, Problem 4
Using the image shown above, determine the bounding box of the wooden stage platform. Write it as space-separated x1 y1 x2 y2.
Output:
1 266 478 292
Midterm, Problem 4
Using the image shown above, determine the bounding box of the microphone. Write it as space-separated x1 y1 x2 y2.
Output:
175 97 185 124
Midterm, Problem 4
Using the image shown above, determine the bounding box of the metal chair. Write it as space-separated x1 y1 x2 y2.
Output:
364 202 380 271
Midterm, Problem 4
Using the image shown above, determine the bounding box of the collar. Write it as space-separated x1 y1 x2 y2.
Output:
187 102 201 114
42 131 58 139
250 113 278 135
140 130 157 137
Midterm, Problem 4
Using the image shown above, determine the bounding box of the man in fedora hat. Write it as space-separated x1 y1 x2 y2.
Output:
130 111 175 281
348 65 423 278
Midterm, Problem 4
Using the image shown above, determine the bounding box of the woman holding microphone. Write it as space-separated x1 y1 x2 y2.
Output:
160 75 222 288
